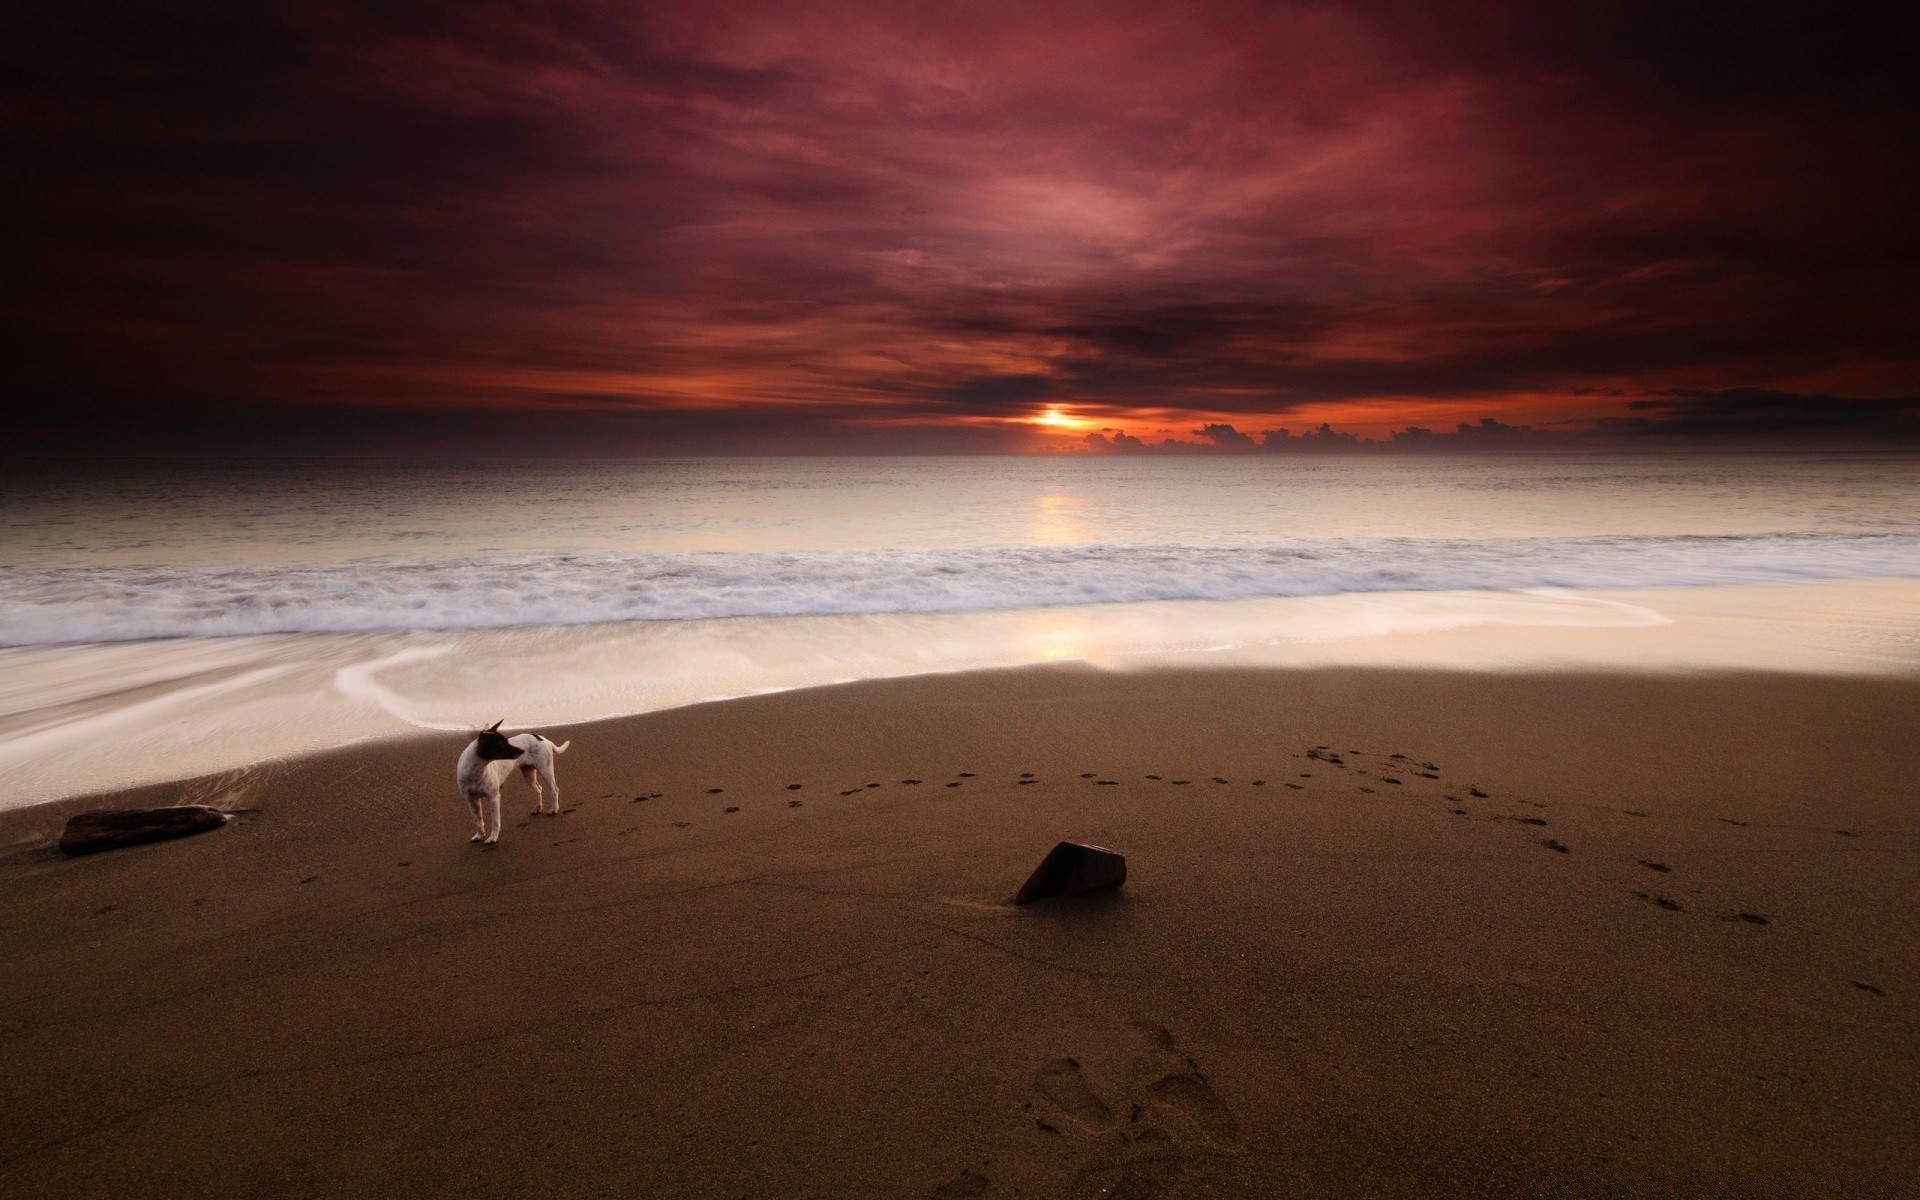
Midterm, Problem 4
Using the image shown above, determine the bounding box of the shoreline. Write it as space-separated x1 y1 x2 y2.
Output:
2 662 1915 1196
5 577 1920 812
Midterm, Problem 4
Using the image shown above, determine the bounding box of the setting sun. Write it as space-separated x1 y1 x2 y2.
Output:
1032 405 1091 430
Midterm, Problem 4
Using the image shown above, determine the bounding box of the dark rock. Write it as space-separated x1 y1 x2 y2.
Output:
1013 841 1127 905
59 806 229 857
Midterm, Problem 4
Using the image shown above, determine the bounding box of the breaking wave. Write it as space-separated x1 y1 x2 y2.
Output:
3 532 1917 646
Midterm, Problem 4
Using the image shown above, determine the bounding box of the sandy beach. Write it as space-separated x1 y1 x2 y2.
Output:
0 663 1914 1198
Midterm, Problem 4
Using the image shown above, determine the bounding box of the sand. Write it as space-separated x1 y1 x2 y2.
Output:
0 664 1915 1198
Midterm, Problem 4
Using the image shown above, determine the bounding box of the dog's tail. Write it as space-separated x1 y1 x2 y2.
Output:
549 739 571 754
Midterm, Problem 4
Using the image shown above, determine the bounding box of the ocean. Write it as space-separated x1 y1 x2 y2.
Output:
4 452 1919 807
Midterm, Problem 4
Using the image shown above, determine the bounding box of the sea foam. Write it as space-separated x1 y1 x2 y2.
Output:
4 532 1917 646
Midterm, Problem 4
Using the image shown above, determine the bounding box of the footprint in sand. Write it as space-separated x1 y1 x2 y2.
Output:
1034 1057 1116 1131
1145 1071 1242 1149
1029 1019 1245 1188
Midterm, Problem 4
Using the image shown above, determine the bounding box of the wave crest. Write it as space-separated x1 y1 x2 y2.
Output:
3 532 1917 646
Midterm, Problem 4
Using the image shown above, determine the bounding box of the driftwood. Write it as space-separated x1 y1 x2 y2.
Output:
1013 841 1127 905
59 806 230 857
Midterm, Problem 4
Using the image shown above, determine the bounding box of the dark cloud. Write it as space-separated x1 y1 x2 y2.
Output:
3 1 1917 453
1083 430 1149 453
939 374 1055 410
1196 423 1256 448
1597 389 1920 439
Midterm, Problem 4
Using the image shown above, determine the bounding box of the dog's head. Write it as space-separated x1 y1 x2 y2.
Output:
473 720 525 761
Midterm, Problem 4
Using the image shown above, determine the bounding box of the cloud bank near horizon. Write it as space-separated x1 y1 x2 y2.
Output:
5 1 1917 454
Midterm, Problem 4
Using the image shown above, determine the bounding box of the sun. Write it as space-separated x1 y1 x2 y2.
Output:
1032 405 1091 430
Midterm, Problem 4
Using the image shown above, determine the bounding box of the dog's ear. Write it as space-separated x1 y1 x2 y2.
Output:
486 719 504 732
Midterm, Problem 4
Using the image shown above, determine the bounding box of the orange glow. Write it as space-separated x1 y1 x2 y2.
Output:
1031 406 1094 430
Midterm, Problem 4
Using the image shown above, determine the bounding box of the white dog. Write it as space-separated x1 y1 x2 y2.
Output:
455 721 571 845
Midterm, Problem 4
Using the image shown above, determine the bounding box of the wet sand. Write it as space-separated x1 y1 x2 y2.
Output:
0 665 1915 1198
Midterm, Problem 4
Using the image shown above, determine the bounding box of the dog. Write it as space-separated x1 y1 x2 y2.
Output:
455 721 571 845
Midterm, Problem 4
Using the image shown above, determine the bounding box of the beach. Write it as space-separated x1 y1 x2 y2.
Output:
2 663 1915 1198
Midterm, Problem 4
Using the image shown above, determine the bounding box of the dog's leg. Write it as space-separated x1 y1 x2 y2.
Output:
467 793 486 843
485 788 502 845
539 761 560 813
522 763 550 815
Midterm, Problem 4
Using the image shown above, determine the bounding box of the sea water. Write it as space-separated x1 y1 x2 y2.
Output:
3 453 1918 806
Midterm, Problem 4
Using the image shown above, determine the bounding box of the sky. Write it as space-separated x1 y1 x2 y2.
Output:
5 0 1918 455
